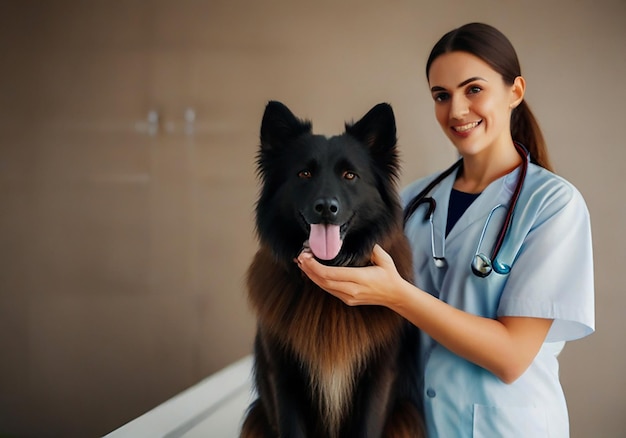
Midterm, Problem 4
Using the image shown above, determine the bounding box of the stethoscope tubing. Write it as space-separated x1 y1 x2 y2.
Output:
403 142 528 277
491 143 528 261
403 160 462 225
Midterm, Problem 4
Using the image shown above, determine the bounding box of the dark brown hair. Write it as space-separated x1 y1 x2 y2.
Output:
426 23 554 172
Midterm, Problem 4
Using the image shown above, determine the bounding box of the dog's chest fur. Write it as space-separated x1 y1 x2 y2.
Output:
248 247 403 435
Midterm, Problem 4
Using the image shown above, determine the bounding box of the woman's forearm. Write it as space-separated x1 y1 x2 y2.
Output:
390 278 553 383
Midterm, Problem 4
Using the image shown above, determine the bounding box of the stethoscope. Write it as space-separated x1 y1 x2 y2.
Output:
403 142 528 277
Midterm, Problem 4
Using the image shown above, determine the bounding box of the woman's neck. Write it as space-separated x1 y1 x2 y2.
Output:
453 142 522 194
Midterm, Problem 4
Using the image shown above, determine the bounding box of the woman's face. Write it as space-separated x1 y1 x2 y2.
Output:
428 51 524 159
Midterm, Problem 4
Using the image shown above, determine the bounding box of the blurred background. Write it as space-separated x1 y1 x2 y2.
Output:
0 0 624 436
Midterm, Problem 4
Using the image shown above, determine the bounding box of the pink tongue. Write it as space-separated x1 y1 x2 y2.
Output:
308 224 342 260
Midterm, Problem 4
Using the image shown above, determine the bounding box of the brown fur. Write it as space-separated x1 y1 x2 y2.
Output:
243 226 423 437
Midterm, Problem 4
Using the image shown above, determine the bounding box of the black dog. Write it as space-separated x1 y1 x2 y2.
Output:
241 101 423 437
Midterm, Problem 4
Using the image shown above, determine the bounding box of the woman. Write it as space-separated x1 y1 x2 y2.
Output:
296 23 595 437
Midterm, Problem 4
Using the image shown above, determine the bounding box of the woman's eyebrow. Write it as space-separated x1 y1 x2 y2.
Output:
458 76 487 87
430 76 487 93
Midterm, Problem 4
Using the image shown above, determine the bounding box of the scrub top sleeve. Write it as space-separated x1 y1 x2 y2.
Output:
497 185 595 342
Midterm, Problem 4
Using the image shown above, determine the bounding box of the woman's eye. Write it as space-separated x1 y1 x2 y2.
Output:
298 170 312 179
434 92 449 102
343 171 357 180
467 86 482 95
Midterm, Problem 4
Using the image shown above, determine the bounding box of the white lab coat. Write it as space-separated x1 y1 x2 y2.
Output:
401 160 595 438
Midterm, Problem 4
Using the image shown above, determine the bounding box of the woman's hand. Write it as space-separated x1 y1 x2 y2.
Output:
295 244 406 308
297 243 553 383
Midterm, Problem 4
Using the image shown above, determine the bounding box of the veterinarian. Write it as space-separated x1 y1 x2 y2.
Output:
297 22 594 437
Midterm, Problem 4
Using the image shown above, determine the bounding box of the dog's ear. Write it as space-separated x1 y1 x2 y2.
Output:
345 103 397 152
260 101 312 150
345 103 400 177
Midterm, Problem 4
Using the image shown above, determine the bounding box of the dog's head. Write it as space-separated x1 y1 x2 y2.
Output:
255 101 403 267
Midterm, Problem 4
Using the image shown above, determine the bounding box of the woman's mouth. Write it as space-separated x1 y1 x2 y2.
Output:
452 120 482 133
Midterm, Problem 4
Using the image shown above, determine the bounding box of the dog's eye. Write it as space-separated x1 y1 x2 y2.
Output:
343 171 357 180
298 170 312 179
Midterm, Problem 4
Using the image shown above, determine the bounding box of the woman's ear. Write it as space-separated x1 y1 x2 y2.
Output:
510 76 526 109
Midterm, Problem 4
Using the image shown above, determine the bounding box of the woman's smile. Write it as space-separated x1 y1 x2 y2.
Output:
452 120 482 135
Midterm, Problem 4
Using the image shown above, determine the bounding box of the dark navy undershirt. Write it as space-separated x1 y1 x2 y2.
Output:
446 189 481 236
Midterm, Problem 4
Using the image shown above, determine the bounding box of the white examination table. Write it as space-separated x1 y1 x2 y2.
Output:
104 355 254 438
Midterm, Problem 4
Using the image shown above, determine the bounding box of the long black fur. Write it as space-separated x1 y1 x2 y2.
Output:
242 101 424 438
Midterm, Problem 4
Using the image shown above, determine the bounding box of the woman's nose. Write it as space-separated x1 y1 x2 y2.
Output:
450 96 470 119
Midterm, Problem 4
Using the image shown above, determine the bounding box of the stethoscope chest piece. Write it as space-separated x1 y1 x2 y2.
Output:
471 253 512 277
471 253 492 277
433 257 447 269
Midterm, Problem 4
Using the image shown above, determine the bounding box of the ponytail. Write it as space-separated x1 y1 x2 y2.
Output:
511 100 554 172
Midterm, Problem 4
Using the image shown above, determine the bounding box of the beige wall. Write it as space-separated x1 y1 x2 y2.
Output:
0 0 624 436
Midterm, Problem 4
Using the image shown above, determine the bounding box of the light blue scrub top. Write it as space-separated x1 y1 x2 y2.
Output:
401 161 595 438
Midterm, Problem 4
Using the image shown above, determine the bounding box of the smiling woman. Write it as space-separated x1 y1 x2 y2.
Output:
297 22 594 438
428 52 526 193
426 23 553 173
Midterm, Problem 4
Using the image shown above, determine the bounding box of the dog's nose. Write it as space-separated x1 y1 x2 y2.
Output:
314 197 340 219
